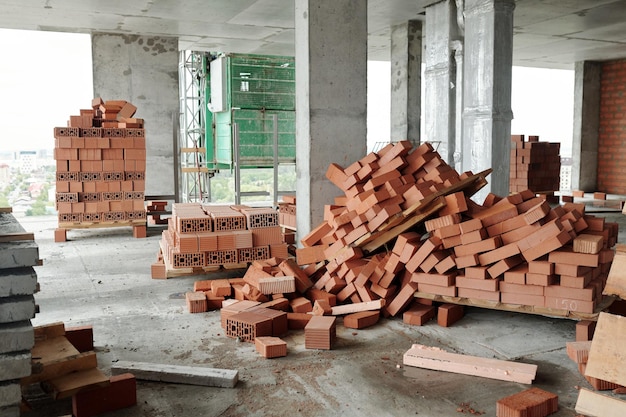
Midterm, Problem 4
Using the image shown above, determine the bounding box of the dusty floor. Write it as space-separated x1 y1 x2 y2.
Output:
16 204 626 417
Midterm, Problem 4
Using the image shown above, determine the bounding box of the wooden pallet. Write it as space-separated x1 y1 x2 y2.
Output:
413 292 615 321
58 219 146 229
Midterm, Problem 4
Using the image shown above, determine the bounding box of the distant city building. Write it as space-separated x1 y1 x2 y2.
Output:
19 151 37 174
560 157 572 192
0 163 9 184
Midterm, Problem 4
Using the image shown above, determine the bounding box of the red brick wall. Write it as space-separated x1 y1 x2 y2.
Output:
598 59 626 194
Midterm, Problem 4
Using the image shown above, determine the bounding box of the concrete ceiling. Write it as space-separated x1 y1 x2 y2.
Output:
1 0 625 69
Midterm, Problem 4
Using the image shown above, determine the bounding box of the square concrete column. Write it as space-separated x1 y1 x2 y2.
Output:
92 34 179 198
462 0 515 199
391 20 423 145
424 0 461 166
571 61 601 192
295 0 367 237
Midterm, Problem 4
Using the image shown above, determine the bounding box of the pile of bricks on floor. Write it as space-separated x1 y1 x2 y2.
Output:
53 98 147 242
186 256 469 357
509 134 561 202
0 209 39 416
293 140 616 317
154 203 290 275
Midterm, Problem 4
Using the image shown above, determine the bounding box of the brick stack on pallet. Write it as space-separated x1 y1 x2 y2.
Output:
53 98 147 242
289 140 616 320
510 134 561 201
152 203 288 278
0 209 39 416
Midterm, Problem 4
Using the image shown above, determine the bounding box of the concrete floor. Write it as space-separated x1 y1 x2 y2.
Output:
16 204 626 417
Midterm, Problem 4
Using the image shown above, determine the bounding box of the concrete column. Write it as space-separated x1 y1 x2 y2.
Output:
390 20 422 144
571 61 601 192
92 34 179 198
452 41 464 173
295 0 368 237
462 0 515 199
424 0 460 166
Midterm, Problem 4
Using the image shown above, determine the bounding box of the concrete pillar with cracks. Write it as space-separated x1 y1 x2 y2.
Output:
92 33 179 197
571 61 601 192
295 0 368 238
390 20 422 145
462 0 515 200
424 0 460 166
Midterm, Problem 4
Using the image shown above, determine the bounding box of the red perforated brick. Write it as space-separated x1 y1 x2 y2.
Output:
496 387 558 417
226 311 273 342
255 336 287 358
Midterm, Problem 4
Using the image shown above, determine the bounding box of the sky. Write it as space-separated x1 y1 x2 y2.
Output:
0 29 574 156
0 29 92 153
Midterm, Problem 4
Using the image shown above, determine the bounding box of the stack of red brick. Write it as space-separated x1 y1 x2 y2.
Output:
510 134 561 195
278 195 296 229
53 98 146 238
158 203 288 270
289 140 616 319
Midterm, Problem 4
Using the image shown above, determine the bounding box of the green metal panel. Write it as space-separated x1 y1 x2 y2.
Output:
206 53 296 169
229 54 295 111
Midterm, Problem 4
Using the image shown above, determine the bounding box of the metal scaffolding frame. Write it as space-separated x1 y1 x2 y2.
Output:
178 50 213 203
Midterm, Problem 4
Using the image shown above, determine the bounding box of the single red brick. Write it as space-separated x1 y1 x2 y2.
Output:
72 373 137 417
437 304 464 327
403 304 436 326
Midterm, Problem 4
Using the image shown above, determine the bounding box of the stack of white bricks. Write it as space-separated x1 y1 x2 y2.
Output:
0 211 39 416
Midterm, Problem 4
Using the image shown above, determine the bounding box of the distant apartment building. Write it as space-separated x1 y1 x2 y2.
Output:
19 151 37 174
560 157 572 192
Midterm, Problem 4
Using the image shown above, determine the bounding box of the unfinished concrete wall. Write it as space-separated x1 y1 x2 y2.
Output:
295 0 368 237
572 61 600 193
462 0 515 200
424 0 459 165
390 20 422 144
597 59 626 194
92 33 178 197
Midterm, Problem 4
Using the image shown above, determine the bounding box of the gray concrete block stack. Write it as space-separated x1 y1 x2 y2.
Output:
0 211 39 417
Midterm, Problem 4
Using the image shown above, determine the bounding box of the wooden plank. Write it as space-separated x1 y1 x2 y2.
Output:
181 147 207 153
585 312 626 386
403 343 537 384
0 232 34 243
111 361 238 388
34 322 66 341
181 167 210 173
0 207 12 213
603 251 626 299
43 367 110 399
330 299 386 316
575 388 626 417
356 197 445 253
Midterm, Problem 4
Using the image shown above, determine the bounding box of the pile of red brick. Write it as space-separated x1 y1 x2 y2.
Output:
510 134 561 196
181 140 617 357
155 203 289 273
53 98 147 241
292 140 616 318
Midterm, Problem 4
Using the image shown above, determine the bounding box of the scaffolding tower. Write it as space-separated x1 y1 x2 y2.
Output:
178 50 214 202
